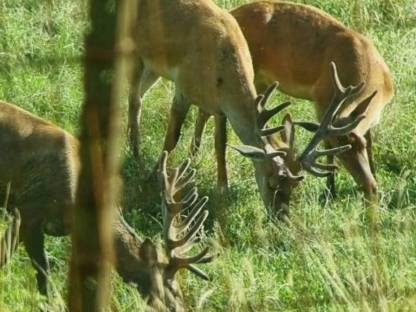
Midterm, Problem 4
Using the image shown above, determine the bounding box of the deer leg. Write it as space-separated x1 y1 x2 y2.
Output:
162 92 191 153
128 62 159 161
215 114 228 193
128 63 144 161
21 223 49 296
325 142 337 198
190 109 211 156
337 147 377 202
148 92 191 178
365 130 376 178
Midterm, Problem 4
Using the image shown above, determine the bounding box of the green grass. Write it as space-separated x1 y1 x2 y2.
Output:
1 0 416 311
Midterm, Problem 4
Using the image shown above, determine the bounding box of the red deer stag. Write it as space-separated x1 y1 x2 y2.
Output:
192 1 394 200
0 101 213 311
129 0 356 215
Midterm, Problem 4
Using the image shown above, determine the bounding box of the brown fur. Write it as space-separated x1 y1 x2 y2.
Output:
193 1 394 199
0 100 198 311
130 0 297 214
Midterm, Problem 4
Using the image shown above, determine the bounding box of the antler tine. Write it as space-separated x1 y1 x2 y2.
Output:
330 62 364 103
328 90 377 137
160 151 172 201
255 82 292 134
260 124 286 137
257 81 279 111
170 247 212 281
328 62 365 121
295 62 370 177
188 264 211 281
161 153 214 280
160 152 195 203
181 187 199 207
300 144 352 177
330 61 347 94
168 209 209 250
258 101 291 128
161 152 195 247
181 197 209 232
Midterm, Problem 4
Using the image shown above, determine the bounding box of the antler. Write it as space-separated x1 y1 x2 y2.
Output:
295 62 373 177
256 82 292 136
229 82 292 160
160 151 213 280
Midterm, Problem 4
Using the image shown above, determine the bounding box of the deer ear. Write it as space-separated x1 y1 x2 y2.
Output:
229 144 267 160
140 238 159 265
280 114 295 149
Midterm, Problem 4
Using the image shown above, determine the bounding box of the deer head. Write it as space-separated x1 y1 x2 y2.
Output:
231 62 376 218
126 152 213 311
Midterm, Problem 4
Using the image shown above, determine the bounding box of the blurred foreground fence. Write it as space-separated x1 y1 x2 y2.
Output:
68 0 137 311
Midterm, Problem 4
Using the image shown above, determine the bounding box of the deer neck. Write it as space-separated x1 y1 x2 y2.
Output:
112 211 146 284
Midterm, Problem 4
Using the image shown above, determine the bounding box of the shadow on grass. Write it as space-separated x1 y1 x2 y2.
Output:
120 151 163 236
119 150 245 238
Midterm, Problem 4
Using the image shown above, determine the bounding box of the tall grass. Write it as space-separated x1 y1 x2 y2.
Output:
1 0 416 311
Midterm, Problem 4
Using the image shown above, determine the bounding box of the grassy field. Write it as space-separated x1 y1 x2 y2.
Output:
1 0 416 311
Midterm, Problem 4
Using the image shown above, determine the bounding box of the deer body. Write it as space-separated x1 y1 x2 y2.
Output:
130 0 368 217
0 101 211 311
131 1 263 178
232 1 393 132
193 1 393 198
134 0 256 116
130 0 296 213
0 102 76 237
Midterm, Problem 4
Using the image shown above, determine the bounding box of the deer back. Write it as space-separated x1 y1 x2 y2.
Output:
136 0 257 116
0 101 77 234
231 1 394 134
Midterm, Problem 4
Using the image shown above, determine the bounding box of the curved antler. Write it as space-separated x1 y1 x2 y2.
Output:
295 62 374 177
160 151 213 280
256 82 291 136
230 81 291 161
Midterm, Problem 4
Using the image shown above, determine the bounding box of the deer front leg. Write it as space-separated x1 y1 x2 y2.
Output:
365 130 376 177
149 93 191 178
215 114 228 193
162 92 191 153
128 62 159 161
21 222 49 296
325 141 337 199
190 109 211 156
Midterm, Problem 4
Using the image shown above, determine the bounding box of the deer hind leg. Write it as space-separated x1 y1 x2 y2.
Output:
128 62 159 161
337 145 377 202
21 222 49 296
365 130 376 177
190 109 211 156
215 114 228 193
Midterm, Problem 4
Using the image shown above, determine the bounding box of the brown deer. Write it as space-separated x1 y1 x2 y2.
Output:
129 0 358 215
192 1 394 200
0 101 213 311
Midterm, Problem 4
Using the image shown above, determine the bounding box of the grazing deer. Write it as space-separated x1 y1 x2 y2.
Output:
0 101 213 311
192 0 394 199
129 0 352 215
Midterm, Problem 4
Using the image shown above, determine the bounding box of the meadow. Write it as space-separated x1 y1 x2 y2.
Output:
0 0 416 310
